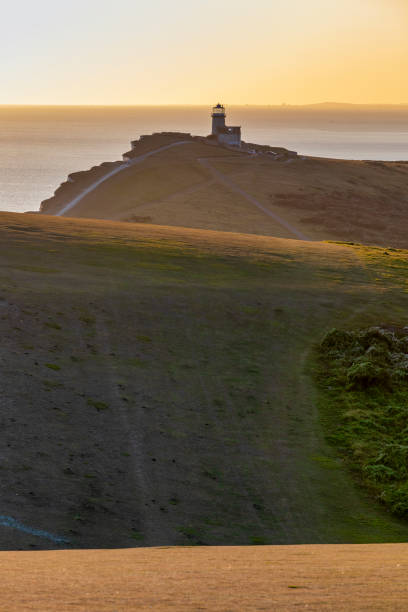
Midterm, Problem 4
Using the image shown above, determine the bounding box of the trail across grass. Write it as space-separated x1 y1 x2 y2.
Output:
56 141 192 217
1 213 408 549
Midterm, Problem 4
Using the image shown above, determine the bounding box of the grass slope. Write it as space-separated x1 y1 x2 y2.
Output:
315 244 408 518
215 156 408 247
42 135 408 248
1 212 408 550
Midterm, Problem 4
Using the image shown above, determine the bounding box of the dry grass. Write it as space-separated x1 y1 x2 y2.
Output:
220 156 408 247
2 544 408 611
41 138 408 248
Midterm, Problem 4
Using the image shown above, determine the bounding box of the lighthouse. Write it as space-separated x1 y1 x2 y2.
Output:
210 104 241 147
212 103 227 135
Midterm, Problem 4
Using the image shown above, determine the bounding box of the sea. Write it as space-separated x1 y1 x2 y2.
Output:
1 105 408 213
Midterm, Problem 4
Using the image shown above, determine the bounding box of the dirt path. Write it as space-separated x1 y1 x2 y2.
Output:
1 214 408 551
198 157 310 241
2 544 408 611
112 153 310 240
56 141 191 217
56 142 309 242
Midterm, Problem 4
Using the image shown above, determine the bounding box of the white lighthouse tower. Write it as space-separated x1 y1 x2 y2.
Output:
210 104 241 147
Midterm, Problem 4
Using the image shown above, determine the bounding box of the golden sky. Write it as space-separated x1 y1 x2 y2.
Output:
1 0 407 105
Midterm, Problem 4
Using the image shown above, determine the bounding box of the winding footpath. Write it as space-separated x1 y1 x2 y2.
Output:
198 157 310 241
57 141 309 241
56 141 192 217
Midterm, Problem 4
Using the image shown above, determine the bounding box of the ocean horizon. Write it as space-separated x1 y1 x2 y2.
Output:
1 105 408 214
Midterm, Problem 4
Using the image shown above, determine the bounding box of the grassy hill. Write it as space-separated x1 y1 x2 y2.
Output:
2 211 408 550
40 133 408 248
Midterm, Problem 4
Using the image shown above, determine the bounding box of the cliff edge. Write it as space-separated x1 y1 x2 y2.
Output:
39 131 408 248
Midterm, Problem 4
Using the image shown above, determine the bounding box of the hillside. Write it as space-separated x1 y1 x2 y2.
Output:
2 212 408 551
40 132 408 248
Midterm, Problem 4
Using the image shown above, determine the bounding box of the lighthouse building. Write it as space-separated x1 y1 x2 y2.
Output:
211 104 241 147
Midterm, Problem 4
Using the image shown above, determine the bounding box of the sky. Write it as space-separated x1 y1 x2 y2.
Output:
1 0 407 105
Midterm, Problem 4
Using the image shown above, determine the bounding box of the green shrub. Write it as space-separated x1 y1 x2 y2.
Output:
381 483 408 517
317 325 408 519
346 360 390 390
373 444 408 480
44 321 61 330
321 328 356 353
250 536 268 545
364 343 391 364
358 327 396 350
87 398 109 412
45 363 61 371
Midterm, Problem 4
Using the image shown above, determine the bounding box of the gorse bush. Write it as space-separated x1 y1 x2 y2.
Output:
317 326 408 517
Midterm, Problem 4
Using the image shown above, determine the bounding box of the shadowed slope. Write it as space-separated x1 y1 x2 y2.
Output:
1 212 408 550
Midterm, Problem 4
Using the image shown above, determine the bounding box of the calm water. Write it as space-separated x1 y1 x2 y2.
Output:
1 105 408 213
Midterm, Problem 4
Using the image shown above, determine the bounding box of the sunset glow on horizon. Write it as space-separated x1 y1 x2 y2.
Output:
2 0 408 105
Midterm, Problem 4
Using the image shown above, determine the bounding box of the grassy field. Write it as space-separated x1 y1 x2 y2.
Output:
1 212 408 550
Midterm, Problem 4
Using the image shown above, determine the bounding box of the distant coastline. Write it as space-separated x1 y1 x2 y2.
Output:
1 105 407 214
1 102 408 108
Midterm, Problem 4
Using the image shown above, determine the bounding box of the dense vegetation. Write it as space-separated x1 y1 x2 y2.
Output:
317 326 408 517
